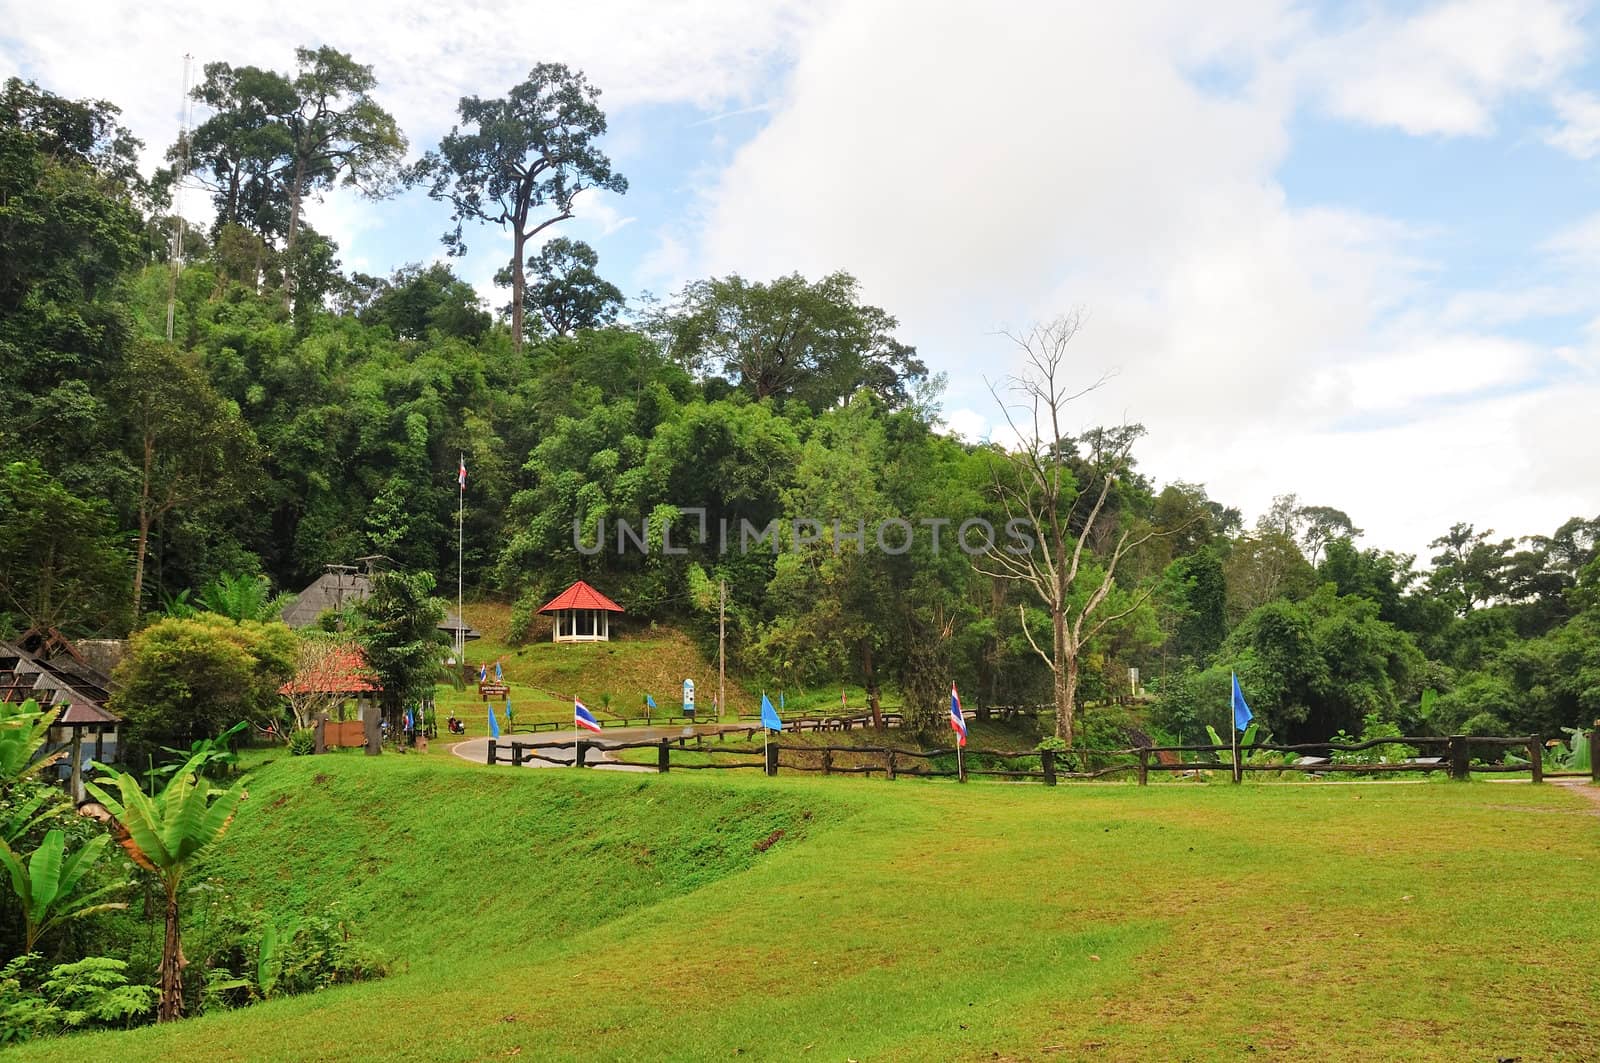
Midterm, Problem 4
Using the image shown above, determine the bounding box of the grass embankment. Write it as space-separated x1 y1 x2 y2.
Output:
433 603 905 734
25 757 1600 1061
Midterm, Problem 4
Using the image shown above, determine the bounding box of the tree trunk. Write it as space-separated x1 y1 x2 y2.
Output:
1057 654 1079 746
283 159 306 304
158 883 185 1022
131 434 154 625
863 643 881 730
1051 604 1070 741
510 227 527 353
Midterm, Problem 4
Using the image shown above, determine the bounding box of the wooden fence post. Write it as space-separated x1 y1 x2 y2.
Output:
1591 721 1599 784
511 743 524 768
765 742 778 777
1137 747 1149 787
577 740 592 768
658 738 670 773
821 749 833 776
1527 736 1543 784
1041 748 1057 786
363 705 381 757
487 741 498 766
1448 735 1469 781
886 749 896 780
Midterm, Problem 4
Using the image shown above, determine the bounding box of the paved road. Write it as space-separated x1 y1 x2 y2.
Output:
450 725 734 772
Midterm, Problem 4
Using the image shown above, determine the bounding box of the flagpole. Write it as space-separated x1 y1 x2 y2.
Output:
1230 677 1241 785
457 454 464 662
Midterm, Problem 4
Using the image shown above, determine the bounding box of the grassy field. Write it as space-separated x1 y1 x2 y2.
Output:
18 756 1600 1061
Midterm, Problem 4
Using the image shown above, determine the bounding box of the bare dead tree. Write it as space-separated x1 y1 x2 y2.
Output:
975 314 1160 744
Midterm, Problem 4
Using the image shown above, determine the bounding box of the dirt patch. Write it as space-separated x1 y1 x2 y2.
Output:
1555 780 1600 815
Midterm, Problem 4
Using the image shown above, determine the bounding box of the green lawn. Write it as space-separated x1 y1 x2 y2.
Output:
18 757 1600 1061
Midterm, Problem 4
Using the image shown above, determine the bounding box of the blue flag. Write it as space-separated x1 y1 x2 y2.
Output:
504 698 513 724
779 691 785 710
488 705 501 739
760 693 782 732
495 660 503 682
646 694 657 710
1231 672 1253 732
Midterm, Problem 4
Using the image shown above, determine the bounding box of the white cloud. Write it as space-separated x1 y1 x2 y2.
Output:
687 0 1597 554
570 191 636 237
1546 90 1600 157
940 408 990 443
1305 0 1585 137
3 0 825 174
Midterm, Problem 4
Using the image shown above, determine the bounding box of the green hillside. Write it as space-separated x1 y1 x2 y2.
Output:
14 758 1600 1061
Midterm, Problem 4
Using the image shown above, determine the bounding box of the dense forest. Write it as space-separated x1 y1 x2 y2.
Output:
2 53 1597 747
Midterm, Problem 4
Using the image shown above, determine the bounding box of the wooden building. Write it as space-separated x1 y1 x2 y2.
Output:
0 629 121 799
281 562 480 644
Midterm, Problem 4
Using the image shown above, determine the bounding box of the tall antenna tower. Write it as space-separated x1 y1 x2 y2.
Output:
165 53 193 343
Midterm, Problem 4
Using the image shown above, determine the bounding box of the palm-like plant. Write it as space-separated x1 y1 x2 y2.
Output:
0 829 126 952
82 753 248 1022
198 573 296 624
0 699 64 784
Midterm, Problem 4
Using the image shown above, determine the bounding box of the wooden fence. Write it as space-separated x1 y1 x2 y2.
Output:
486 727 1600 786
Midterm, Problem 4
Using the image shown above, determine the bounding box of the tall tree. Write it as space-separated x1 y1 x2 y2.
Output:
1297 505 1361 566
0 460 130 636
116 341 259 623
419 64 626 351
512 236 623 335
651 271 927 410
355 569 446 734
277 47 405 299
1428 522 1514 616
177 47 405 299
975 315 1157 743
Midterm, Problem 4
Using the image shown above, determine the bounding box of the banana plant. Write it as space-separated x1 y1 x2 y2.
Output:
82 752 248 1023
1205 720 1268 766
0 829 127 952
0 699 64 784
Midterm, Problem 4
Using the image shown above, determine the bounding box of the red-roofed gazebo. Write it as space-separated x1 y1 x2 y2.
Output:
538 580 624 643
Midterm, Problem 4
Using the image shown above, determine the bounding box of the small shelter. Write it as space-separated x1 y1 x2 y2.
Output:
538 580 624 643
0 629 121 800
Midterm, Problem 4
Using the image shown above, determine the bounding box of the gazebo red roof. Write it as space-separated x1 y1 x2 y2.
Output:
279 646 382 695
538 580 624 614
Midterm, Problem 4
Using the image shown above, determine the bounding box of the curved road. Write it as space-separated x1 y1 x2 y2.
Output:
450 725 738 772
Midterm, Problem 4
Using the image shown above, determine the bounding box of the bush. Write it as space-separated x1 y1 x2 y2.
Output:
0 954 156 1043
197 899 388 1012
287 728 316 756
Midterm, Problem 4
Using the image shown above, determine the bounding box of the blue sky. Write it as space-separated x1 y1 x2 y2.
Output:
5 0 1598 557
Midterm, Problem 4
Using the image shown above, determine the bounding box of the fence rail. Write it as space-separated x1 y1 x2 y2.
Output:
486 724 1600 787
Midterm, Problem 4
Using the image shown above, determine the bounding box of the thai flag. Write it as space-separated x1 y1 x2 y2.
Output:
458 454 467 488
949 683 968 747
479 662 487 683
575 698 603 733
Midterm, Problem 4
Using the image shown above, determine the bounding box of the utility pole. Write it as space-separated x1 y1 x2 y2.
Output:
166 54 193 343
718 578 726 721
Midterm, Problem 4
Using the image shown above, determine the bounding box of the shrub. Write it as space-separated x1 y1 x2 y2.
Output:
0 954 156 1043
288 729 316 756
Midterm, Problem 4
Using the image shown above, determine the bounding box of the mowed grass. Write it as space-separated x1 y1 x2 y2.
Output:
18 757 1600 1061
